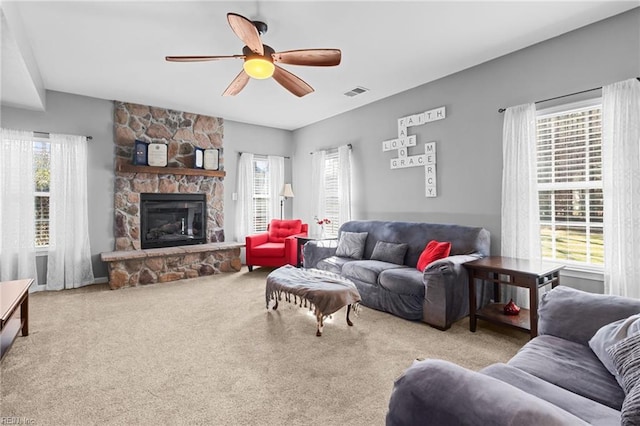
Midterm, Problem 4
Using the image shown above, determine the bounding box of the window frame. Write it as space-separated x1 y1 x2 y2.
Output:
251 155 270 233
322 150 340 236
33 137 51 252
535 98 604 272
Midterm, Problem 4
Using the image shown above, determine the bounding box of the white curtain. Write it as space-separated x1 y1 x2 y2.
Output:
0 129 38 288
235 152 254 241
45 133 94 290
501 103 540 307
602 78 640 298
337 145 353 225
310 149 326 224
268 155 284 219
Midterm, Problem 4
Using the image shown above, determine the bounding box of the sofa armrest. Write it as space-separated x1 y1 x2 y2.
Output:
538 285 640 345
422 254 490 329
302 240 338 269
387 359 587 426
284 232 308 266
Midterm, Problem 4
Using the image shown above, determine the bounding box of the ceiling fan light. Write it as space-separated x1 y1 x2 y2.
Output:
243 58 275 79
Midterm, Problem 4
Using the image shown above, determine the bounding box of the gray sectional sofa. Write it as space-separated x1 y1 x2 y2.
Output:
302 220 492 330
387 286 640 425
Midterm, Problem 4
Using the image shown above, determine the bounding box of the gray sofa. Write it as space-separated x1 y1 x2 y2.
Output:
387 286 640 425
302 220 491 330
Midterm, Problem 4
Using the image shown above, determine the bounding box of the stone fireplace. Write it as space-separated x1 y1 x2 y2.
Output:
113 101 224 251
102 101 242 289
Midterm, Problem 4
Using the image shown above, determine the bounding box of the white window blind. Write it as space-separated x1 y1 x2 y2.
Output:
323 150 340 236
536 102 603 267
252 155 270 232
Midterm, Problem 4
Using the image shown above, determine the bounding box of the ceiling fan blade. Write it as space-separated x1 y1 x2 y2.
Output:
165 55 244 62
222 70 250 96
227 13 264 55
272 49 342 67
272 65 314 97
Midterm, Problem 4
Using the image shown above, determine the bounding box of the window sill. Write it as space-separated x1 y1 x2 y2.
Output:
560 265 604 281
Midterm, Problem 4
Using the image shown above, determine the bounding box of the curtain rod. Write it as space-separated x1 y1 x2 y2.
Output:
237 151 290 159
34 131 93 140
498 77 640 113
310 143 353 155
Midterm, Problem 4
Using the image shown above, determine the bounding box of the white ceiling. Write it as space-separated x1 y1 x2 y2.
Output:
1 1 638 130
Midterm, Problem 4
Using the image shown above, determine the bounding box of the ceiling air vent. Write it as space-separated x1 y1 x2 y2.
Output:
344 86 369 97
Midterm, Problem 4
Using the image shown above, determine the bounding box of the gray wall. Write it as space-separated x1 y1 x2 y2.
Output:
2 91 114 281
223 120 294 243
1 94 293 281
292 8 640 263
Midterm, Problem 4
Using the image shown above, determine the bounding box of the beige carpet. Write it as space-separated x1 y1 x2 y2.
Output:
1 267 527 425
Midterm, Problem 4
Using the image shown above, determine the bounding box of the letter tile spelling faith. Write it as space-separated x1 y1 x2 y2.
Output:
382 106 446 197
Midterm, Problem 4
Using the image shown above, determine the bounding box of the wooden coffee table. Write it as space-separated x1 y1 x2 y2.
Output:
1 279 33 359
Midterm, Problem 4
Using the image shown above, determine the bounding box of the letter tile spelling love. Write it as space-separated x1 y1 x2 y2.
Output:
382 106 445 197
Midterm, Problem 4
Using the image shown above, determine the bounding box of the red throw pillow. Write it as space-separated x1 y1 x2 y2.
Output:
416 240 452 271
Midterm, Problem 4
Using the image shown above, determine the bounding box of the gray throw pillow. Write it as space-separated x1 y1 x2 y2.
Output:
335 232 368 259
622 383 640 426
589 314 640 379
370 241 408 265
607 332 640 393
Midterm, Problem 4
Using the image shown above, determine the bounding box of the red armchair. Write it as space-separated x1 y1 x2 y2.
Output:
245 219 308 271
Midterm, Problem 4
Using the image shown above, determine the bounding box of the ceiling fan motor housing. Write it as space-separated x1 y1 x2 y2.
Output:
253 20 268 35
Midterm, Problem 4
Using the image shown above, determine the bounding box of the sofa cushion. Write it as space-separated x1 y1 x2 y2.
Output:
251 242 285 258
508 334 625 410
590 314 640 379
268 219 302 243
481 363 621 425
387 359 588 426
370 241 408 265
416 240 451 272
538 286 640 346
379 268 424 297
316 256 352 274
342 260 404 285
608 332 640 393
335 232 368 259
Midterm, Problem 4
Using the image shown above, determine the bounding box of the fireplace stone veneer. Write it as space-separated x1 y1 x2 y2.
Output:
105 101 240 289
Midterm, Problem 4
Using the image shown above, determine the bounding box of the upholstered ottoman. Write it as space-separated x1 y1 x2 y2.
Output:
266 265 361 336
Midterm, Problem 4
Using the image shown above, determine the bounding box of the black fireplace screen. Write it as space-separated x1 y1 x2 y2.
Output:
140 193 206 249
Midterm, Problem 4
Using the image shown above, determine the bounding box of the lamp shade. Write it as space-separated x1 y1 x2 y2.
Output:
280 183 295 198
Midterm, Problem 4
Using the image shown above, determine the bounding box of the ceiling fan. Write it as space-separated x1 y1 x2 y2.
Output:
165 12 342 97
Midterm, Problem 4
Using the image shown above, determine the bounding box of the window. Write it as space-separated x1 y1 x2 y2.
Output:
34 140 51 248
536 101 603 267
252 155 270 232
323 150 340 236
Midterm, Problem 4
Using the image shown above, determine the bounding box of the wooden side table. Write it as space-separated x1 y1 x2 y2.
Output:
464 257 563 338
1 278 33 359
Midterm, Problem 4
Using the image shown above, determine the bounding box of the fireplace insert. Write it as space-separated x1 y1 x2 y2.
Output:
140 193 206 249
